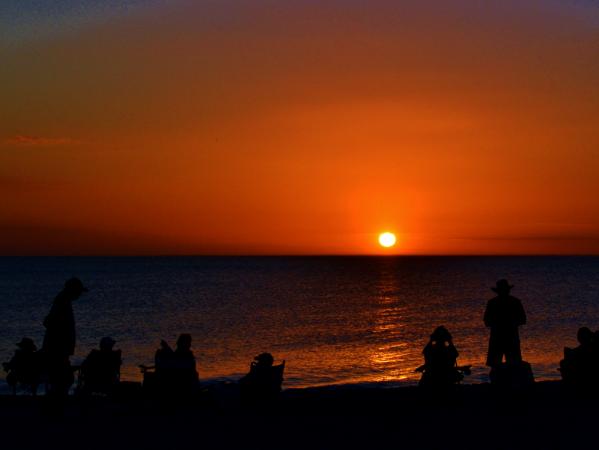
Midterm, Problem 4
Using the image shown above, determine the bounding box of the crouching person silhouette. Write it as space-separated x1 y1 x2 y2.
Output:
416 326 470 390
3 338 42 395
239 353 285 407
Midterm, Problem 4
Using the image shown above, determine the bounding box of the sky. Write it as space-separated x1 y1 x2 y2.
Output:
1 0 599 255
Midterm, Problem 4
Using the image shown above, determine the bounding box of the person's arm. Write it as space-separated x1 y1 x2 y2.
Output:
449 344 459 362
516 299 526 326
483 301 493 327
422 343 433 366
43 305 56 328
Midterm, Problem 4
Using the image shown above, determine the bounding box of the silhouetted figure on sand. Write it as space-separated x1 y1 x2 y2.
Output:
141 334 198 398
77 337 122 396
41 277 88 396
239 353 285 405
560 327 597 392
416 326 470 389
3 337 42 395
484 279 526 367
484 280 534 388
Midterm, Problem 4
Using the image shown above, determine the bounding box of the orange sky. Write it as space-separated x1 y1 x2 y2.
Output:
1 0 599 255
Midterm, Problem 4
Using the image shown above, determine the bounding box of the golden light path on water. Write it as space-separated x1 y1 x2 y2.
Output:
368 262 416 382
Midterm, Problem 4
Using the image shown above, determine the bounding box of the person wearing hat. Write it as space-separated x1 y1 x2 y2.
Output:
483 279 527 367
41 277 88 396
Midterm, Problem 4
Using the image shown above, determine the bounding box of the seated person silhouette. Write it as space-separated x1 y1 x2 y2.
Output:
77 337 122 396
560 327 596 390
416 326 470 389
141 334 198 398
2 338 42 395
239 353 285 405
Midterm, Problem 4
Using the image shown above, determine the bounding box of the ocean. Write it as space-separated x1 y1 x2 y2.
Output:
1 256 598 391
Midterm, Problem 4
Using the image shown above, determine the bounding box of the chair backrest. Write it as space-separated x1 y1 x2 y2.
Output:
271 361 285 388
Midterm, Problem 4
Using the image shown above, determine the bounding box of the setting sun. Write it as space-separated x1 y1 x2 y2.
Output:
378 232 397 248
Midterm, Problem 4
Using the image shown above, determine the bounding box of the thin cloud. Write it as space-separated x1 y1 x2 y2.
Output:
2 135 80 146
454 233 599 242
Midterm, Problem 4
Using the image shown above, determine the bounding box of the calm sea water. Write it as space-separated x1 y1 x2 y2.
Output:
1 256 598 390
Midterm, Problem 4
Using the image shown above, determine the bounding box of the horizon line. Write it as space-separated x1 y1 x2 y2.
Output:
2 253 599 258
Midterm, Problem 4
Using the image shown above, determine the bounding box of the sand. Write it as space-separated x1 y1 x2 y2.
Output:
0 381 596 450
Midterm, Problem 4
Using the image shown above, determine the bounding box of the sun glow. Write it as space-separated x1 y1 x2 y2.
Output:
378 232 397 248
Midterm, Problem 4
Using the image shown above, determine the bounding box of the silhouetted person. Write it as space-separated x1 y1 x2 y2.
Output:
3 338 42 395
141 334 198 398
484 279 526 367
416 326 470 389
41 277 88 396
560 327 595 391
239 353 285 406
78 337 122 396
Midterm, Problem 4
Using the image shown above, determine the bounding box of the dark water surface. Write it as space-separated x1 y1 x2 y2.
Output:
1 256 598 389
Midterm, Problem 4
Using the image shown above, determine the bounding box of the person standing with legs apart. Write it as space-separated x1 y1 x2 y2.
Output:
484 279 526 367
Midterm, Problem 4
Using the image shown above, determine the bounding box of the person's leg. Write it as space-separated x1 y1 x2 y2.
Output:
504 333 522 365
46 356 73 396
486 333 503 367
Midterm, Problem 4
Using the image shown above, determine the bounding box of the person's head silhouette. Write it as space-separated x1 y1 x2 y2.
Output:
577 327 593 346
176 334 192 351
430 326 452 345
63 277 88 300
16 337 37 352
491 279 513 296
100 337 116 351
254 353 274 367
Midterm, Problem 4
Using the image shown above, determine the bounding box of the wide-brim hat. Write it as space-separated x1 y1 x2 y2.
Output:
491 279 514 293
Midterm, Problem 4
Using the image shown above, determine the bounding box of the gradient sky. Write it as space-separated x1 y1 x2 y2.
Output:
1 0 599 255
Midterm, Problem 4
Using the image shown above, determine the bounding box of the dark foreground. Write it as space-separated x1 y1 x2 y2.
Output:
1 381 596 450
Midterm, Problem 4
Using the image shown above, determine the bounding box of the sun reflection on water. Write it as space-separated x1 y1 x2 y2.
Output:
368 260 420 382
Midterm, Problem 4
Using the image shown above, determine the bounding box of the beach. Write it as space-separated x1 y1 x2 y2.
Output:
1 380 596 450
2 256 597 389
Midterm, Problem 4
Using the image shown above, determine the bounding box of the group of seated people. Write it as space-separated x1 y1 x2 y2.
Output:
559 326 599 391
6 326 599 398
3 333 285 404
2 336 122 396
139 334 199 398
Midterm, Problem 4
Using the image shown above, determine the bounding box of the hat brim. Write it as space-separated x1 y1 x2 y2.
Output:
491 285 514 292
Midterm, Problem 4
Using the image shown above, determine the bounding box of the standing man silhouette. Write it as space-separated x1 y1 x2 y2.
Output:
42 277 88 396
484 279 526 367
